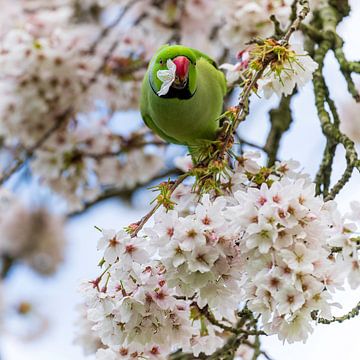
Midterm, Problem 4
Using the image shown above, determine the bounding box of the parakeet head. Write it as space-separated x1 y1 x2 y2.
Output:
149 45 198 99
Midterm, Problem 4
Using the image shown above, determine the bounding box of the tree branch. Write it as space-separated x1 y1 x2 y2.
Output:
1 255 14 279
67 168 182 218
316 300 360 324
88 0 141 54
81 140 166 160
311 2 360 199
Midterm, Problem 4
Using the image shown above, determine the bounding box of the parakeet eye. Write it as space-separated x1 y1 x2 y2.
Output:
159 59 163 65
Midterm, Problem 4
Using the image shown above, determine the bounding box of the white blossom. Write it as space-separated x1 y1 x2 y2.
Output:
74 303 105 355
0 197 65 275
174 154 193 173
157 59 176 96
258 43 319 98
81 152 360 352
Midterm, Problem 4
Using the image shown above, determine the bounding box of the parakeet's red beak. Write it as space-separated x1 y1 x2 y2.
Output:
173 56 190 83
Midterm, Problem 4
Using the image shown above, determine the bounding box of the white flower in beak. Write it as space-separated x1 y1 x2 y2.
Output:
157 59 176 96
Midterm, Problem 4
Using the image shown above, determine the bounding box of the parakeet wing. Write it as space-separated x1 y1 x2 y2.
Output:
142 114 183 145
188 47 227 95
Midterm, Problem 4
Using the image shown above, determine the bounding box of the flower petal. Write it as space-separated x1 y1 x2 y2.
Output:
156 59 176 96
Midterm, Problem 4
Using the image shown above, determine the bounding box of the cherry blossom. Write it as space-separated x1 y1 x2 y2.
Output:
0 188 65 275
257 42 319 98
80 152 360 356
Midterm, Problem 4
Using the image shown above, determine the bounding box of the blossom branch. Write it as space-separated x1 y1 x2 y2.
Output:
315 82 339 196
283 0 310 42
333 39 360 102
219 71 267 162
209 308 267 338
192 303 235 333
67 168 182 218
300 23 325 42
270 15 284 38
302 2 359 103
206 312 262 360
346 61 360 73
191 0 311 192
168 308 266 360
315 300 360 324
130 173 189 238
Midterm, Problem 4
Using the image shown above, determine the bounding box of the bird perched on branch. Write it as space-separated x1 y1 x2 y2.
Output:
140 45 226 157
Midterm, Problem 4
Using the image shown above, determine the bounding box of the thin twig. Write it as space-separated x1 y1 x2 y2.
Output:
270 14 284 37
218 69 269 163
243 340 274 360
316 300 360 324
67 168 181 218
283 0 310 42
1 255 14 279
237 136 265 152
193 303 235 333
130 173 189 238
82 140 165 160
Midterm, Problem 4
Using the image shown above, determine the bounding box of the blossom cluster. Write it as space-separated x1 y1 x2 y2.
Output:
0 187 67 348
78 153 360 358
30 117 164 211
218 0 294 50
221 40 319 98
218 0 321 50
0 29 92 147
0 27 146 148
256 42 319 98
0 188 65 275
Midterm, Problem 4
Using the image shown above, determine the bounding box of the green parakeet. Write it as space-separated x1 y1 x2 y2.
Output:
140 45 227 149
